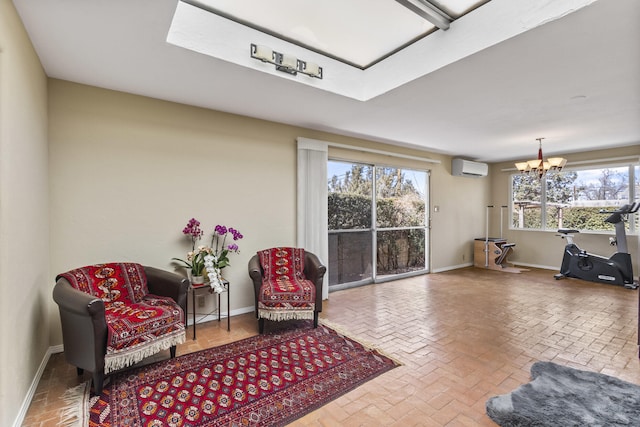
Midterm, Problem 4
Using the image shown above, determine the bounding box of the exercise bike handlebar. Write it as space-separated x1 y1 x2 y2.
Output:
598 202 639 215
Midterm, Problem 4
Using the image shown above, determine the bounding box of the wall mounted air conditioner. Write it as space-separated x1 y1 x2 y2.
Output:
451 158 488 177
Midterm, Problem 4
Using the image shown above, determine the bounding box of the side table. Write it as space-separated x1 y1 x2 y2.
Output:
188 279 230 340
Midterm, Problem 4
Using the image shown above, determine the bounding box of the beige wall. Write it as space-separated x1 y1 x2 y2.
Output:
490 146 639 269
0 0 49 424
48 80 491 346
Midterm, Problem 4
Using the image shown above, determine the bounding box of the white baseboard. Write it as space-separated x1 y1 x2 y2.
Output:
50 343 64 354
510 262 557 271
12 345 60 427
432 262 557 273
432 262 473 273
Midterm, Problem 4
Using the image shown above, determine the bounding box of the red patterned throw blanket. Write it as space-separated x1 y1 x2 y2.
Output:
257 247 316 321
57 263 185 373
61 321 400 426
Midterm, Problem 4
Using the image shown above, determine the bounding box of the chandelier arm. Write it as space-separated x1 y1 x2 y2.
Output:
515 137 567 179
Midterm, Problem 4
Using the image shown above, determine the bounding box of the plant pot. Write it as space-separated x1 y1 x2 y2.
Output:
191 275 205 285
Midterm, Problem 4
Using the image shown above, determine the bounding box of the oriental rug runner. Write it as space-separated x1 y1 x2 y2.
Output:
62 320 399 426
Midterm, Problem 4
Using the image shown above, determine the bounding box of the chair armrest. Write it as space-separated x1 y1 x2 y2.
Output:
248 255 263 316
144 266 188 314
53 279 105 317
52 278 107 372
304 252 327 311
248 255 263 285
304 252 327 285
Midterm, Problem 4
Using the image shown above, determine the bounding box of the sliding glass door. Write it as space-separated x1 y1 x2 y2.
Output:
328 162 374 287
328 160 429 289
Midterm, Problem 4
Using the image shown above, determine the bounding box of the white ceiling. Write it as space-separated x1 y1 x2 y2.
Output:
12 0 640 163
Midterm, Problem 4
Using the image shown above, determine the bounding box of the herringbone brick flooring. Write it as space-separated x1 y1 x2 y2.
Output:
23 267 640 426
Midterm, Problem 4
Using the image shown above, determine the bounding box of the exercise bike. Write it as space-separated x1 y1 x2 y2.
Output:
554 202 639 289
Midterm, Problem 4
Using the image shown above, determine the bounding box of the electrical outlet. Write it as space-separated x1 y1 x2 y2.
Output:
197 295 206 308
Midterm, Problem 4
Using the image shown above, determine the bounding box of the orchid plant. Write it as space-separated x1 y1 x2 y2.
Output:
204 225 243 293
173 218 243 293
172 218 207 276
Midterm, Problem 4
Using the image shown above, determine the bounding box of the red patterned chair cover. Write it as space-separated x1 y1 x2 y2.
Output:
57 263 185 374
257 248 316 322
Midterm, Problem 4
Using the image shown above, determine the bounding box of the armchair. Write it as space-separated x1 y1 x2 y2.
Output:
53 263 188 393
248 247 326 334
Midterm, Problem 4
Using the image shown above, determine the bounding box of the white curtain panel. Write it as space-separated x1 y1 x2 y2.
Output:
296 137 329 300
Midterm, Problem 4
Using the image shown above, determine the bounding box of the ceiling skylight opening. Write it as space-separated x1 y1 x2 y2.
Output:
184 0 491 68
184 0 442 69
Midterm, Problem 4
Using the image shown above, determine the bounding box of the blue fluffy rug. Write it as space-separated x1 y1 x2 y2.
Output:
486 361 640 426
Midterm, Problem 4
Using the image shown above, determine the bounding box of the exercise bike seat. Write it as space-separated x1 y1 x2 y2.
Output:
557 229 579 235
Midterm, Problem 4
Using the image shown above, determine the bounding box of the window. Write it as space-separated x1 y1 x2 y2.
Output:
328 161 429 288
511 164 638 233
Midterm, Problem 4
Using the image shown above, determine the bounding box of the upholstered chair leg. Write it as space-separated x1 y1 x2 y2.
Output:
170 345 177 358
92 370 104 394
76 367 84 376
259 318 265 334
313 312 319 328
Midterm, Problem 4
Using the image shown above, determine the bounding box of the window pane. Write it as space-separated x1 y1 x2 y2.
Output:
545 170 579 230
328 231 373 285
512 174 542 229
555 167 629 231
376 167 426 227
377 229 425 277
328 161 372 230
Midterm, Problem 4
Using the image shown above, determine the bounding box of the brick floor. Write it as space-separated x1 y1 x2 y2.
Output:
22 267 640 426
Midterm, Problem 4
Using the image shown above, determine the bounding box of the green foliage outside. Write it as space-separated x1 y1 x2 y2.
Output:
547 206 619 231
328 193 371 230
376 196 425 228
377 229 425 274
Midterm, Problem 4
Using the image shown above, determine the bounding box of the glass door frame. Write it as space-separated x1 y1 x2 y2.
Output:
373 167 430 283
327 159 431 290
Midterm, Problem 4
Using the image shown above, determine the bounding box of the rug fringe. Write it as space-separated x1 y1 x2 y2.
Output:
318 318 404 366
58 381 91 427
258 309 314 322
105 329 186 373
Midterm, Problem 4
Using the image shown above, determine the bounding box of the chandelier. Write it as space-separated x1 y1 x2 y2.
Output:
515 138 567 179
